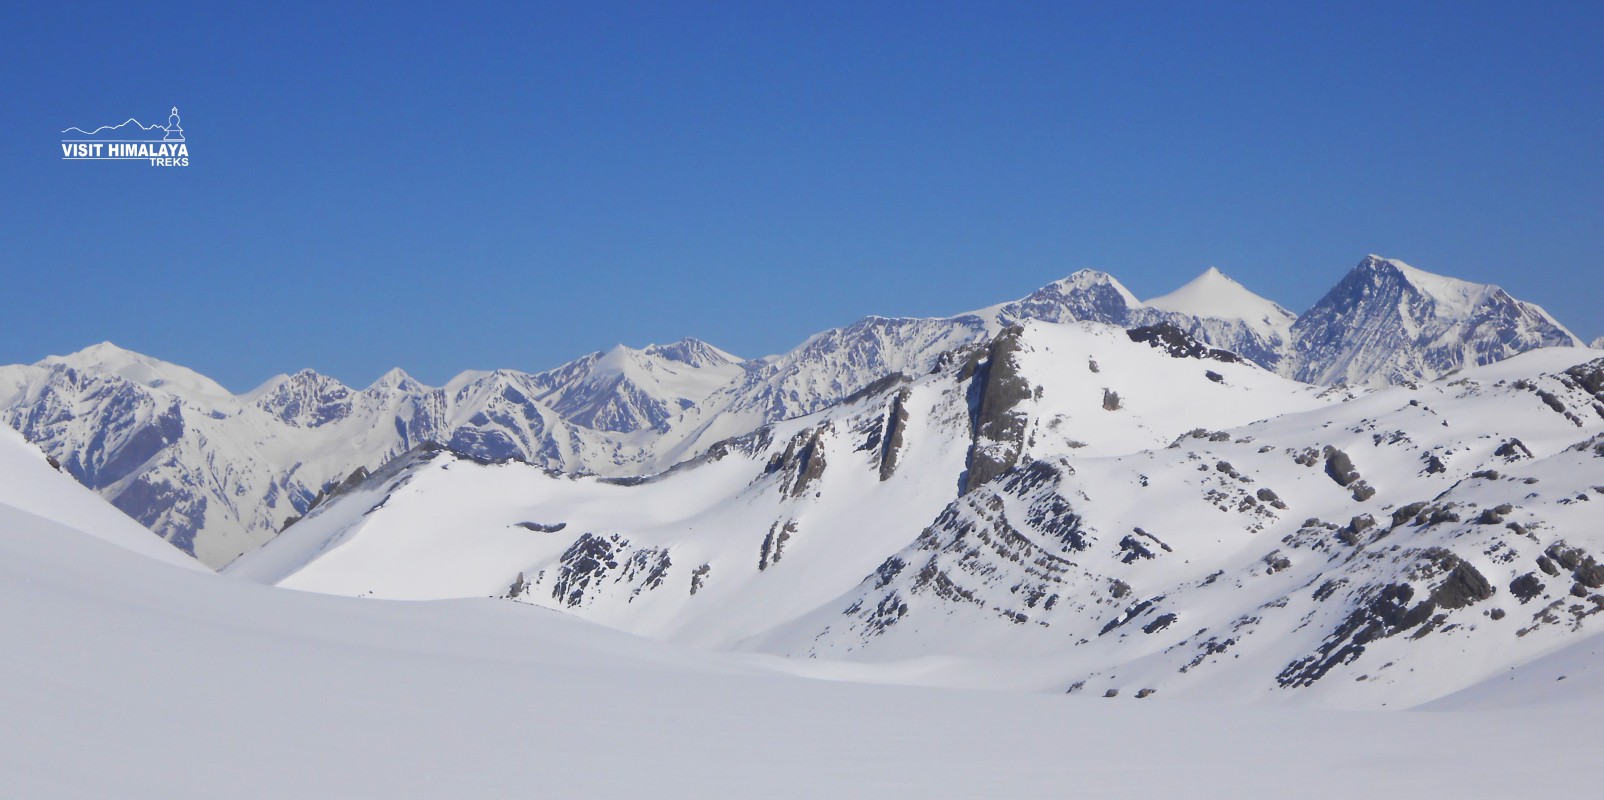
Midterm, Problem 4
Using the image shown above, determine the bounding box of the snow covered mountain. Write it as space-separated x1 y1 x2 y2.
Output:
1 256 1581 568
1144 266 1298 370
1288 255 1582 386
228 316 1604 708
1592 336 1604 349
6 401 1597 798
0 340 740 565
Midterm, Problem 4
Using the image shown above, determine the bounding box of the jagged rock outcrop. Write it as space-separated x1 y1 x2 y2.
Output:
962 328 1032 494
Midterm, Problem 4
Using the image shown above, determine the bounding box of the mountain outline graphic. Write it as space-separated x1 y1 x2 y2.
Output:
61 118 167 138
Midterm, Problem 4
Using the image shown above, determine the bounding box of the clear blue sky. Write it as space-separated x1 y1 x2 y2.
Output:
3 1 1601 390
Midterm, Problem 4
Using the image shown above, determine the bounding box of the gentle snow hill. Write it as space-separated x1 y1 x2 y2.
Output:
234 323 1604 708
4 419 1600 798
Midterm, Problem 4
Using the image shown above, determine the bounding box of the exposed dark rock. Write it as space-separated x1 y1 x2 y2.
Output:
514 521 567 533
552 533 622 607
878 388 913 481
1117 534 1159 563
1389 502 1429 530
1280 548 1491 688
1423 549 1494 610
690 563 711 596
1143 613 1178 634
1494 438 1533 461
1546 544 1604 588
1100 597 1160 636
962 327 1032 494
1535 389 1567 415
1509 573 1544 604
1474 504 1514 525
1026 492 1090 552
1125 323 1242 363
550 532 670 607
1102 388 1122 411
759 519 798 571
769 426 831 498
1313 578 1349 602
1323 446 1360 487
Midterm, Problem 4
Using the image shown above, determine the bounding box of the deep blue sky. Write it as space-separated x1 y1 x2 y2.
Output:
3 1 1601 390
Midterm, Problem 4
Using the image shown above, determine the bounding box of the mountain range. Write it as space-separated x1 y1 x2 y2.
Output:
4 371 1595 797
0 255 1585 568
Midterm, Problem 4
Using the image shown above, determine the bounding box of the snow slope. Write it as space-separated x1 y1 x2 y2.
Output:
0 424 203 570
3 414 1600 798
232 316 1604 708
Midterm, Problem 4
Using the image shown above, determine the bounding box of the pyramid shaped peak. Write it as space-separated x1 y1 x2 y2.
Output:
1145 267 1294 326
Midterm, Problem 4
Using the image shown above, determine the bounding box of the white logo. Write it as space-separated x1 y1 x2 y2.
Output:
61 106 189 167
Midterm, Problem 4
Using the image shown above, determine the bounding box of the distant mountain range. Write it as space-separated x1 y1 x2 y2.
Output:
0 255 1586 567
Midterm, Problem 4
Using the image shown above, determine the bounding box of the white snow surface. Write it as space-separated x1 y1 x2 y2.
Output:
3 421 1601 798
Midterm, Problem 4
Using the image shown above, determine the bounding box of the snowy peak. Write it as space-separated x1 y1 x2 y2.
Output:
530 338 747 433
1145 267 1296 331
1589 336 1603 350
1288 255 1582 386
642 337 744 369
253 369 356 428
993 269 1142 327
366 367 428 394
39 342 235 405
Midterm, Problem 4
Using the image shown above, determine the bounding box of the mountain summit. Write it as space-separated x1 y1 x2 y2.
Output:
1145 267 1296 335
1288 255 1582 385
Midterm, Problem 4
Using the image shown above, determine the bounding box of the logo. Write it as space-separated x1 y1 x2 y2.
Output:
61 106 189 167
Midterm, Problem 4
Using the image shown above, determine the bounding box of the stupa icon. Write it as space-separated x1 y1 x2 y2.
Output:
164 107 184 142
